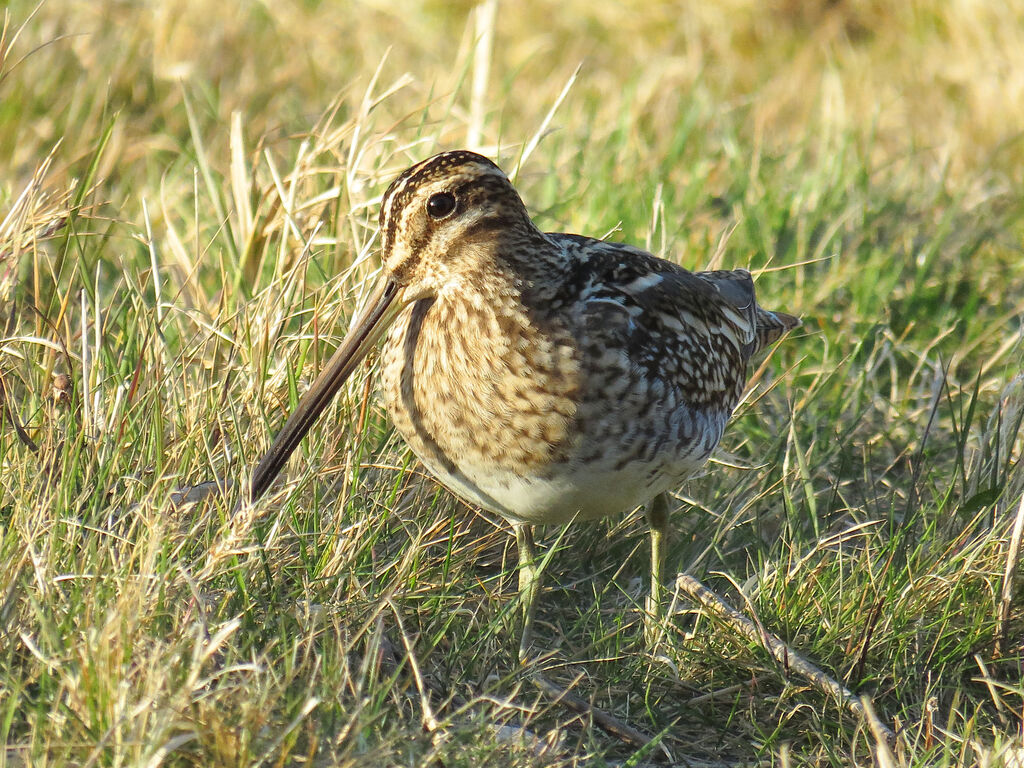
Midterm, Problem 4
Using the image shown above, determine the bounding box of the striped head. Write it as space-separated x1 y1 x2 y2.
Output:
377 151 536 299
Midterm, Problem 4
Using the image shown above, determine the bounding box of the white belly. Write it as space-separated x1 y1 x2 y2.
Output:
415 450 708 525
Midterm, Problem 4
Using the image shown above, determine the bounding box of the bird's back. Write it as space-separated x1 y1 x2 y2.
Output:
547 234 798 412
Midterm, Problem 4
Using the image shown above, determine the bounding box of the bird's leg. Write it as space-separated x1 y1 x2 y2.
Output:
644 492 671 645
514 523 541 663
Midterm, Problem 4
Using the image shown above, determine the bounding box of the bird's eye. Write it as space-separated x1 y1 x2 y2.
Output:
426 192 457 220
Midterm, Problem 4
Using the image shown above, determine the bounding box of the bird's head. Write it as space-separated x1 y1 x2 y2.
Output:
250 150 533 500
377 150 535 300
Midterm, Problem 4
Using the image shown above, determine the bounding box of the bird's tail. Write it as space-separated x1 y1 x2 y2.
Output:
752 309 801 354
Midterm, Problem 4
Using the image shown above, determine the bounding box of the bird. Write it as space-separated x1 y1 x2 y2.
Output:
249 150 799 660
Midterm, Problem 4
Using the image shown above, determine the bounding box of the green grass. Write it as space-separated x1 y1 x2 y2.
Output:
2 1 1024 765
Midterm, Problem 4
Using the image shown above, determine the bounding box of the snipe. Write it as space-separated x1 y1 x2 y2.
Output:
250 150 799 659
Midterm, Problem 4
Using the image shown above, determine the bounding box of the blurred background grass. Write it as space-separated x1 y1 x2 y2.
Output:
2 1 1023 765
7 1 1024 176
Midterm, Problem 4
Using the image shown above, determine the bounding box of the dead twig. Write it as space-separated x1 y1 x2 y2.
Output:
526 668 673 762
675 573 897 746
170 477 232 507
862 696 900 768
387 599 441 734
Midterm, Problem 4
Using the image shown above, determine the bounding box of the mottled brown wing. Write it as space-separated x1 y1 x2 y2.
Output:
552 234 796 408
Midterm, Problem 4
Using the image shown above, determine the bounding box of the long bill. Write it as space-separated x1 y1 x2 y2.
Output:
250 275 405 502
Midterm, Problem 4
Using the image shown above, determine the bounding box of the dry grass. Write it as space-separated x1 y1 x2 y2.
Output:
2 1 1023 765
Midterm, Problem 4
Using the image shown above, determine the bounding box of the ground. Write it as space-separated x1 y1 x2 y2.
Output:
1 1 1023 765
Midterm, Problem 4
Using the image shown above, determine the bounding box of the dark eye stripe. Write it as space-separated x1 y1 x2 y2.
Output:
378 151 509 255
